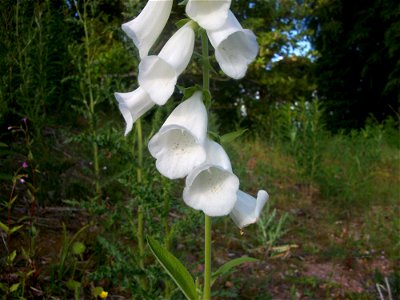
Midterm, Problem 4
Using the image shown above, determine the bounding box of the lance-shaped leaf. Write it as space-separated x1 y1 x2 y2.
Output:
148 92 207 179
211 256 258 286
183 140 239 216
207 10 259 79
122 0 173 59
220 128 248 145
230 190 269 229
147 236 198 300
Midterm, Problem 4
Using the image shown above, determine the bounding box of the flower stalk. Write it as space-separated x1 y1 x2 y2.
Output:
136 119 145 269
204 215 212 300
201 29 210 93
201 28 212 300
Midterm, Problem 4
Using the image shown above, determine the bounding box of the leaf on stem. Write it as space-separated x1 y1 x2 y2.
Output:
211 256 258 286
220 129 248 145
147 236 198 300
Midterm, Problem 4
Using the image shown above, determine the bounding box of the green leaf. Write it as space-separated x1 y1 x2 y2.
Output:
211 257 258 286
8 250 17 263
9 225 23 234
92 286 104 297
66 279 81 291
207 131 220 142
147 236 197 300
0 142 8 147
220 129 248 145
0 221 9 232
10 282 20 292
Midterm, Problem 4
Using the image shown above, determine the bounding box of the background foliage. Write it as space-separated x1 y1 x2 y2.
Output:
0 0 399 298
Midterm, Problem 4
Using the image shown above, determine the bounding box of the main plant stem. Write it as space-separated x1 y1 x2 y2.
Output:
136 118 145 269
204 215 212 299
201 29 212 300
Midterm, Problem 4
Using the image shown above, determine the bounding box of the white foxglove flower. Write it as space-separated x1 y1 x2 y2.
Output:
114 87 155 135
186 0 231 30
207 11 259 79
122 0 173 59
139 23 195 105
230 190 269 229
148 92 207 179
183 140 240 217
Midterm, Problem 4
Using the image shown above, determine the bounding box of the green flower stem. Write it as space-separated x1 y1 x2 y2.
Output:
136 118 145 269
201 29 210 93
201 29 212 300
204 215 212 300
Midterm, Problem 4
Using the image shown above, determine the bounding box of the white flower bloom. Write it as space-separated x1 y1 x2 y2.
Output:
183 140 240 217
186 0 231 30
114 87 155 135
138 23 195 105
148 92 207 179
122 0 173 59
207 10 259 79
230 190 269 229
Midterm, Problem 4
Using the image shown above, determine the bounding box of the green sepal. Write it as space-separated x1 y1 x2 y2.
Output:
176 18 191 29
147 236 198 300
178 0 189 6
211 257 258 287
176 85 202 100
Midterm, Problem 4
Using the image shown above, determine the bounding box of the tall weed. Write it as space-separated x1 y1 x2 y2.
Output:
318 118 400 207
274 99 326 185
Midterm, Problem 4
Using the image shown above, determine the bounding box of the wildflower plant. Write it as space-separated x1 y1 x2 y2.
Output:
115 1 269 298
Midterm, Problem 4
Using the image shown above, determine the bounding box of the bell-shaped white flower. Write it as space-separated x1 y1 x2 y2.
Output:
114 87 155 135
122 0 173 59
148 92 207 179
138 23 195 105
186 0 231 30
230 190 269 229
183 139 240 217
207 11 259 79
